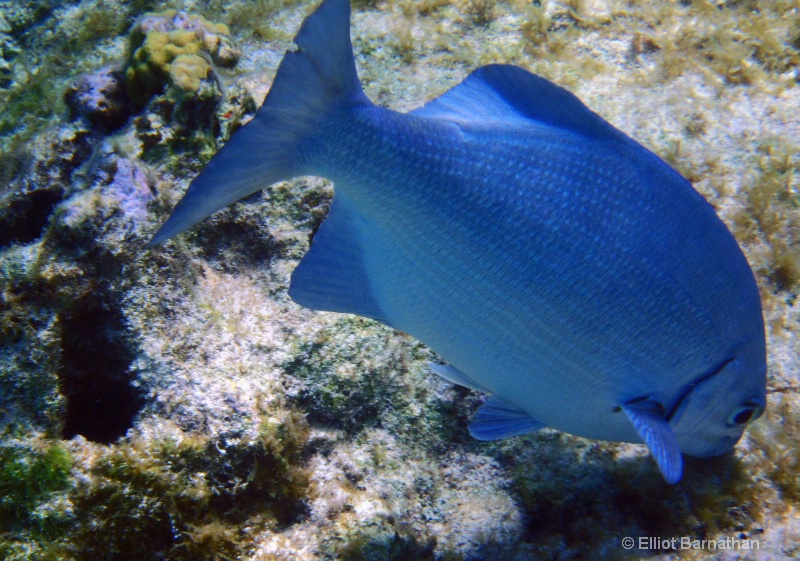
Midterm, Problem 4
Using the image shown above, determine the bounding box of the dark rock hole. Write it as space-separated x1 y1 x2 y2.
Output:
59 295 144 444
0 188 62 248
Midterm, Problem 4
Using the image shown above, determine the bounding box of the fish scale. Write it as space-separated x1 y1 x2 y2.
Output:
317 109 709 430
150 0 766 483
330 115 712 367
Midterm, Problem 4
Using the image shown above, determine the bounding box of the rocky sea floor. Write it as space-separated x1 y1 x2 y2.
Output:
1 0 800 559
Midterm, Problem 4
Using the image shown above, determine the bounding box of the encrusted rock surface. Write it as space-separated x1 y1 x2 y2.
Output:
1 1 799 560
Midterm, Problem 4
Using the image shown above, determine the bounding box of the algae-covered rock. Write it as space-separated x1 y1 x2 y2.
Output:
0 126 95 248
65 66 132 131
3 0 800 560
0 34 18 89
0 439 73 530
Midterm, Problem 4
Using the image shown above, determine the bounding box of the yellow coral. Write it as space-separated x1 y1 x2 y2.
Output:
124 10 239 105
141 32 171 69
169 53 211 96
168 29 199 48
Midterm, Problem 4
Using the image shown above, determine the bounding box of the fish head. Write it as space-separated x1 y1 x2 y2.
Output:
669 352 766 458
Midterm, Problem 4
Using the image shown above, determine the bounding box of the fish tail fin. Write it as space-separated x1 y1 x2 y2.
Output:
149 0 365 245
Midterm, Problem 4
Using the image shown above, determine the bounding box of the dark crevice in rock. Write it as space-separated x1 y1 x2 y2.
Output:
58 295 143 444
0 187 63 247
0 126 96 249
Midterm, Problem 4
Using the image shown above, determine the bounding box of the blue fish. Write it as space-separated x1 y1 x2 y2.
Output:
151 0 767 483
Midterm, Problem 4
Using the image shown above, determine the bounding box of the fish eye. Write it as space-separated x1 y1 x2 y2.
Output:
726 402 764 427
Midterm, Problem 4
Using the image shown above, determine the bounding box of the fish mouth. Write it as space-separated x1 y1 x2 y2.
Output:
666 357 735 426
692 434 741 458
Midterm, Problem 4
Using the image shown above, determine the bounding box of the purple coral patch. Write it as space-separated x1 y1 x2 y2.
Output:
65 66 132 131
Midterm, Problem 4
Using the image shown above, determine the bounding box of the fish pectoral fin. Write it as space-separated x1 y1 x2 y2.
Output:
468 396 547 441
429 363 486 392
622 399 683 485
410 64 624 142
288 194 390 324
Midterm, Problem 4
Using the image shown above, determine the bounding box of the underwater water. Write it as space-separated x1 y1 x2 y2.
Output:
1 0 799 560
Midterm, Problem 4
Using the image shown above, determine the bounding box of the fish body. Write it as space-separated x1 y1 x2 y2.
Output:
151 0 767 483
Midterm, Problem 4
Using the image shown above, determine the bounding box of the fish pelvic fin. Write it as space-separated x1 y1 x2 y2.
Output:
622 399 684 484
429 362 487 392
150 0 368 245
469 395 547 440
428 363 547 439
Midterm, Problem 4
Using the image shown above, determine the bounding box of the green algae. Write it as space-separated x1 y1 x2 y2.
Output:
495 433 771 556
0 439 74 561
734 138 800 294
0 442 72 530
0 1 132 159
464 0 496 28
748 396 800 505
66 408 309 561
211 0 306 41
333 520 437 561
281 316 461 447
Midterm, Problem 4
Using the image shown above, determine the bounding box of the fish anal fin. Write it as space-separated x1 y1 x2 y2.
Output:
469 395 546 441
622 399 683 484
288 194 388 324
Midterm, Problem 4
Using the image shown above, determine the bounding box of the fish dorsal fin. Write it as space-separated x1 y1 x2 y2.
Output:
411 64 622 140
288 194 389 324
429 362 486 392
469 395 547 441
622 399 683 484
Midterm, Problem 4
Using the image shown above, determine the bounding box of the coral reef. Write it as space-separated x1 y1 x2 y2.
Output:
1 0 800 560
64 66 132 131
125 9 240 105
